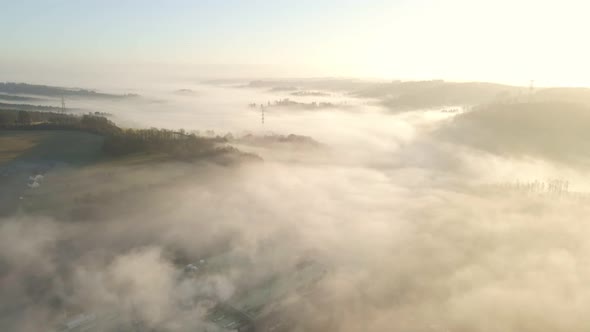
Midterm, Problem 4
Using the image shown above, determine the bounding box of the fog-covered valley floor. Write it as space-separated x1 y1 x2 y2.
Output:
2 79 590 331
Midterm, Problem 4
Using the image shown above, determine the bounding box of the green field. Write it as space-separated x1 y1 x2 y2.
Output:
0 129 226 218
0 130 105 216
0 132 41 164
0 130 105 166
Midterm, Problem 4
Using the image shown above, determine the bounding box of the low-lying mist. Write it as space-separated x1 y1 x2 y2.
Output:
3 78 590 331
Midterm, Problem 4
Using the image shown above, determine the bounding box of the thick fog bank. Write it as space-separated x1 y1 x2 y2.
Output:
3 79 590 331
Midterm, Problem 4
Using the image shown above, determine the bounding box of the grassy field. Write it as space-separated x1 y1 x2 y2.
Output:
0 130 105 166
0 130 177 218
0 129 221 218
0 132 43 164
0 130 105 216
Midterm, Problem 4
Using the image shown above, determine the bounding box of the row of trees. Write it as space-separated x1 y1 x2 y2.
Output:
492 179 571 196
249 98 338 110
0 109 77 126
0 110 123 136
102 127 237 159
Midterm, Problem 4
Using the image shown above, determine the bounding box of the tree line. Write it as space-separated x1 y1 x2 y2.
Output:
0 109 259 161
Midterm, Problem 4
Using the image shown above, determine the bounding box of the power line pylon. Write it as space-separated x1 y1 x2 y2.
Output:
61 95 66 113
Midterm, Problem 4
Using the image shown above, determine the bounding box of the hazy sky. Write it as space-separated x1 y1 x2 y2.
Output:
1 0 589 85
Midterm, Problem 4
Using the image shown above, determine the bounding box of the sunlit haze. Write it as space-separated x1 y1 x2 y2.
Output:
2 2 590 332
2 0 590 86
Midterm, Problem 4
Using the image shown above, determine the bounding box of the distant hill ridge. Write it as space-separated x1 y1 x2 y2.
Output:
0 82 138 99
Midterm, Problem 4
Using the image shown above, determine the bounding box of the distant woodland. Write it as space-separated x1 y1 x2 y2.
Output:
0 109 257 161
246 79 590 110
0 82 138 98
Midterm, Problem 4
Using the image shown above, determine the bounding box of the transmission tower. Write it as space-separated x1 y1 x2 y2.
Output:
260 104 265 125
61 95 66 113
528 80 534 102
